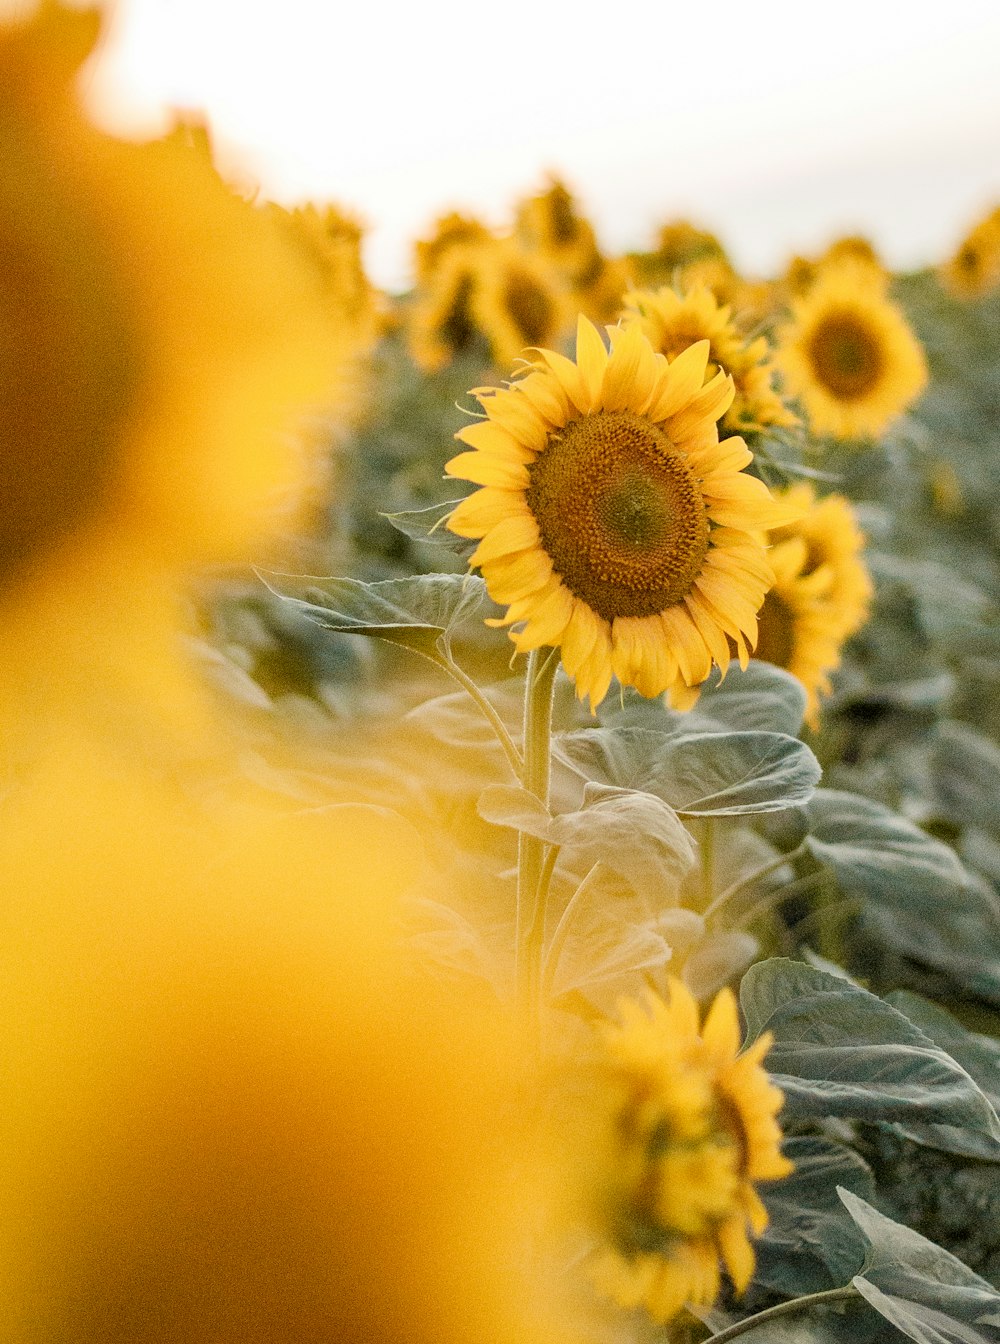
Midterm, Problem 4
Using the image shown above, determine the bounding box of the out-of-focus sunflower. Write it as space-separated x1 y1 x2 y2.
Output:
586 981 792 1324
408 238 570 373
775 271 927 439
628 218 729 289
413 209 493 287
515 175 604 289
446 318 798 709
621 285 797 434
470 240 574 368
407 242 485 371
941 206 1000 298
754 483 873 726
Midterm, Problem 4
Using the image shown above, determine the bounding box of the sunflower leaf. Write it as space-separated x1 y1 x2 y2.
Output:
841 1190 1000 1344
382 500 478 560
741 959 1000 1151
803 790 1000 998
754 1137 872 1297
477 781 696 896
555 725 820 815
258 571 488 661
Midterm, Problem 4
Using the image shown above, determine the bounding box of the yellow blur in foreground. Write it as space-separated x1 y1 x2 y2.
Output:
0 4 561 1340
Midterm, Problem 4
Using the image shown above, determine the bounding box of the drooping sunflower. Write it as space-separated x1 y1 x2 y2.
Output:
620 285 797 435
753 483 873 726
775 271 928 439
446 318 798 709
587 981 792 1324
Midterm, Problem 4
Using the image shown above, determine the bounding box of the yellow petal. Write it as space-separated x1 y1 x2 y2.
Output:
660 606 713 686
602 323 655 413
666 369 735 440
482 387 549 452
454 418 538 463
717 1216 756 1295
575 315 609 412
645 339 710 422
468 513 540 566
446 487 528 538
444 450 529 490
510 580 575 651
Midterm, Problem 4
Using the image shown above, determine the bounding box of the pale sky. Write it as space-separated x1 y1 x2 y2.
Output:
32 0 1000 289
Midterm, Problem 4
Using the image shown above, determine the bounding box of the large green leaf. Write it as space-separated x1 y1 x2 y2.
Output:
755 1138 872 1296
555 725 820 816
804 791 1000 997
740 960 1000 1149
884 992 1000 1161
259 571 488 660
841 1190 1000 1344
682 660 810 737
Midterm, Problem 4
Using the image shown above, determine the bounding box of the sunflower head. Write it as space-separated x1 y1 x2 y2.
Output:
941 206 1000 298
752 483 873 726
775 272 928 440
0 0 345 586
413 210 493 287
586 980 792 1323
620 284 796 434
515 176 603 288
446 317 799 710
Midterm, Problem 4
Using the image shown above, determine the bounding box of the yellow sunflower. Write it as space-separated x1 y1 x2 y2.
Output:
587 980 792 1324
407 242 485 371
515 175 604 289
941 206 1000 298
413 209 494 287
469 240 574 369
621 285 797 434
754 483 873 726
446 318 798 709
776 271 928 439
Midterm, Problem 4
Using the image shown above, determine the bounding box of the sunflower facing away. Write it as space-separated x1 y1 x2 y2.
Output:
775 271 928 440
445 318 799 709
587 981 792 1323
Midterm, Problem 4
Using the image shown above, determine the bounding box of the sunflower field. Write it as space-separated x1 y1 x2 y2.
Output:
5 4 1000 1342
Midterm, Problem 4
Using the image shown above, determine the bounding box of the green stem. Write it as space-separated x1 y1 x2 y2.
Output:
699 1285 858 1344
438 654 523 780
515 647 559 1032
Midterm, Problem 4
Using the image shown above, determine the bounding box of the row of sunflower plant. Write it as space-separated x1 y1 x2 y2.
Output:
7 0 1000 1336
199 177 1000 1340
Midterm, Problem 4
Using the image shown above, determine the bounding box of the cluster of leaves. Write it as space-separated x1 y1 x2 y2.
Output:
194 269 1000 1343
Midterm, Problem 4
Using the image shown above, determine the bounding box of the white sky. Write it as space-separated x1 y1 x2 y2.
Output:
20 0 1000 289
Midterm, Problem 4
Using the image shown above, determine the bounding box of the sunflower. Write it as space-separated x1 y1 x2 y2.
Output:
941 206 1000 298
775 271 928 439
407 242 485 371
515 175 604 289
446 318 798 709
753 483 873 726
587 980 792 1324
413 210 494 287
469 241 574 369
621 285 797 435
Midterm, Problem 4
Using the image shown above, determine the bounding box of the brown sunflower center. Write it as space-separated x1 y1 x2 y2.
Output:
807 311 883 400
754 590 796 669
503 270 553 345
525 409 710 622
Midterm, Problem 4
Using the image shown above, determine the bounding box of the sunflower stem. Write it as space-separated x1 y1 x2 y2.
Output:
515 646 559 1040
700 818 716 906
698 1285 859 1344
438 652 523 779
